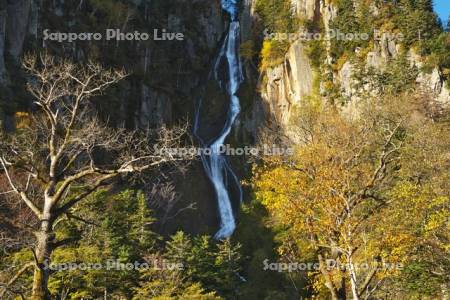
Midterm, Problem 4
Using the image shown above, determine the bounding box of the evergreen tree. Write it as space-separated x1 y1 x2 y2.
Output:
46 190 158 298
165 231 194 268
214 239 243 297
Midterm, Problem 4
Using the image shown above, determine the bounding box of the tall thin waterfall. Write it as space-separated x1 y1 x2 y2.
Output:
194 0 243 239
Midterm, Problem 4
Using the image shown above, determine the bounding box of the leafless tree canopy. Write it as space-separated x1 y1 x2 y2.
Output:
0 53 192 298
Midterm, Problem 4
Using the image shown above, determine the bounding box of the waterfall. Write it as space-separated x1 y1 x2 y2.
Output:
194 0 243 239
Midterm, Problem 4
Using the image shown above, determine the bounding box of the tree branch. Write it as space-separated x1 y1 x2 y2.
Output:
0 262 34 298
0 157 42 218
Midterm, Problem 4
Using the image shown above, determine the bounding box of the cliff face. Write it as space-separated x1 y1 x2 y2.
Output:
260 41 314 127
258 0 450 128
257 0 323 130
1 0 448 149
1 0 447 235
0 0 227 127
0 0 36 79
0 3 6 84
0 0 258 236
0 0 268 136
336 35 450 116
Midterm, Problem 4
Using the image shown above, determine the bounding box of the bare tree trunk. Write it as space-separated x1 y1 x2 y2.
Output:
31 204 54 300
318 253 343 300
347 249 359 300
31 232 52 299
1 53 182 299
348 260 360 300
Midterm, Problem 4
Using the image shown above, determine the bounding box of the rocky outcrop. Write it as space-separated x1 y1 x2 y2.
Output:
137 84 172 128
5 0 31 62
0 0 227 127
260 41 314 127
417 68 450 106
291 0 320 21
257 0 449 132
409 50 450 105
366 32 401 69
257 0 333 130
240 0 256 40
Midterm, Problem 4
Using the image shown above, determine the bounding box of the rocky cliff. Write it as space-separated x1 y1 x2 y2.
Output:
0 0 226 127
0 0 448 235
0 0 263 236
257 0 450 128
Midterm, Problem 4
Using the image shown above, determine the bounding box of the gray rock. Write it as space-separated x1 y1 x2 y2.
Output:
260 41 313 127
291 0 319 21
366 51 383 69
6 0 31 61
137 84 172 128
0 7 6 83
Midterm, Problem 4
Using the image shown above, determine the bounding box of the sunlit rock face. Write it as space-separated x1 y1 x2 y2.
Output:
260 41 314 127
257 0 330 134
258 0 449 132
290 0 319 20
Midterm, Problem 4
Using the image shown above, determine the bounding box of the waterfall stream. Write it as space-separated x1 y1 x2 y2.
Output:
194 0 243 239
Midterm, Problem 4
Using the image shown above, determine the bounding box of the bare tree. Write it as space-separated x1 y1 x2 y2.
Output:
0 53 190 299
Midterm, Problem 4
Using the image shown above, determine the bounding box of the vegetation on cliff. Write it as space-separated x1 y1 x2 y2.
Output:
0 0 449 299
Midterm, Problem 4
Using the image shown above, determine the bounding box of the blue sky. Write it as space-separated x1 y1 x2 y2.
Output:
434 0 449 25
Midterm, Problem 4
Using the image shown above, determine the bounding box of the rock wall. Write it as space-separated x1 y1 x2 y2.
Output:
336 36 450 110
258 0 450 130
0 0 228 129
0 0 245 235
260 41 314 127
6 0 31 62
257 0 322 129
0 2 6 83
0 0 33 83
291 0 320 20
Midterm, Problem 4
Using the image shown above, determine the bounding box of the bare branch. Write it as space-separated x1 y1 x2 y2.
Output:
0 157 42 218
0 262 34 298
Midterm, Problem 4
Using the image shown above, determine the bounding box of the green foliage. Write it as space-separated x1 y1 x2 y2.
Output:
352 54 419 95
214 239 243 295
305 39 326 70
393 0 441 45
420 32 450 82
161 232 244 298
6 190 246 299
329 0 373 60
240 40 257 61
401 262 444 297
234 201 308 299
259 40 289 71
134 268 222 300
375 55 419 93
255 0 295 70
1 186 247 299
47 189 157 298
255 0 294 34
